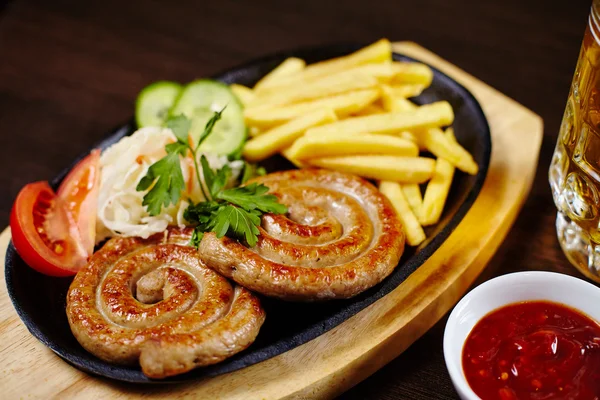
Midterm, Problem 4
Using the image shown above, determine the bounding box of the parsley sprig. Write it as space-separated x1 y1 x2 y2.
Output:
136 112 287 247
185 172 287 247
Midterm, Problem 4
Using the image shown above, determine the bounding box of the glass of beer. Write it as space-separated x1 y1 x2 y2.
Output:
550 0 600 282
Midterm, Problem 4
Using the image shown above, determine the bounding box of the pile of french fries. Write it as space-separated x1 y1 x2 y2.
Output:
230 39 478 247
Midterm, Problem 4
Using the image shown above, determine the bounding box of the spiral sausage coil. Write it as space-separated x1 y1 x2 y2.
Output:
66 228 265 379
200 169 405 301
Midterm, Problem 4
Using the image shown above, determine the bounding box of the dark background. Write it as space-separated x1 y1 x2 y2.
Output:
0 0 594 398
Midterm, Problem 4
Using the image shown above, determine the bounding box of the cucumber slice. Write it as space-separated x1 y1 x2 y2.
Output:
135 81 182 127
169 80 245 155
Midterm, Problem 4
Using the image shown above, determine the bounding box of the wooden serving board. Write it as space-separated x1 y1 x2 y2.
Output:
0 42 543 399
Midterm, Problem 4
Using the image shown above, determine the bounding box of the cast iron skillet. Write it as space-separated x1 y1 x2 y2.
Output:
5 43 491 383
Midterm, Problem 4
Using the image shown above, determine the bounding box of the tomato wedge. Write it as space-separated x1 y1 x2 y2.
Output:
57 149 101 256
10 182 88 276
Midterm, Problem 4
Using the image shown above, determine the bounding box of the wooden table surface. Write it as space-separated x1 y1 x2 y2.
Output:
0 0 594 398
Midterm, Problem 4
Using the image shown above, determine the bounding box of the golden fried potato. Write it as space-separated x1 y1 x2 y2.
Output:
230 84 255 106
446 127 457 141
391 62 433 86
344 62 431 85
248 126 262 137
286 133 419 160
422 128 478 175
379 181 426 246
238 40 478 245
244 89 379 129
253 63 392 99
387 96 416 112
387 99 478 174
352 103 386 116
381 85 413 113
307 155 435 183
243 109 337 162
389 84 425 98
252 71 378 108
401 184 423 216
303 39 392 76
281 147 307 168
256 39 392 93
419 158 455 225
304 101 454 137
397 131 423 149
256 62 429 101
253 57 305 91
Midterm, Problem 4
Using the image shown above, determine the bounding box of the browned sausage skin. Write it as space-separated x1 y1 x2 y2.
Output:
199 169 405 301
66 228 265 379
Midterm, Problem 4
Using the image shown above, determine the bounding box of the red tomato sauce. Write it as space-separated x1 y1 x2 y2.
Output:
462 301 600 400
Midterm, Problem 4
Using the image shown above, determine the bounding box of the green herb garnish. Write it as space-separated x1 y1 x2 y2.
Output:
136 112 287 247
136 152 185 216
240 161 267 184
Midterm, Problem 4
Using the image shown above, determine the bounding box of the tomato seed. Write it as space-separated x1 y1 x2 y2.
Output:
54 243 64 254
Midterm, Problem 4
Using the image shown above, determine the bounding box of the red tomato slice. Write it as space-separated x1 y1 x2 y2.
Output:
10 182 88 276
57 149 101 256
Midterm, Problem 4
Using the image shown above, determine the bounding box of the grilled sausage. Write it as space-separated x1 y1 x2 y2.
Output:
66 228 265 379
199 169 405 301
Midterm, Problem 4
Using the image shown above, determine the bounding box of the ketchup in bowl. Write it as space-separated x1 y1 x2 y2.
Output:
462 301 600 400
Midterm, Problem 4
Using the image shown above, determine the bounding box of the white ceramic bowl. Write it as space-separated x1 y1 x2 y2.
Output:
443 271 600 400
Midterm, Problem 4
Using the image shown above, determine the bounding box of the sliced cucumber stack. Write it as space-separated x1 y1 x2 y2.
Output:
135 81 182 127
170 80 245 156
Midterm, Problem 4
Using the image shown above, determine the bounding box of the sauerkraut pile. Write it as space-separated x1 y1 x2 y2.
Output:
96 126 243 242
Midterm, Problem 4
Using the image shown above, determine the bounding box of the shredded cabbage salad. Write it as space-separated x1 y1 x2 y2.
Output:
96 126 243 242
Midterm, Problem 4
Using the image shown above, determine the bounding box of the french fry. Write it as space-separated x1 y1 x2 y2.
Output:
380 86 425 113
446 127 463 144
281 147 307 168
380 84 399 112
399 131 419 144
379 181 426 246
235 40 480 249
422 128 479 175
256 39 392 93
253 57 306 91
248 126 262 137
286 133 419 160
391 99 478 174
243 109 337 162
254 63 394 100
391 62 433 86
390 84 425 98
252 71 378 108
327 62 429 86
388 96 417 112
381 85 412 113
398 130 426 151
419 158 455 226
304 101 454 137
256 62 428 100
338 63 396 83
244 89 379 129
303 39 392 76
230 84 255 106
401 184 423 216
307 155 435 183
352 103 386 116
446 128 457 141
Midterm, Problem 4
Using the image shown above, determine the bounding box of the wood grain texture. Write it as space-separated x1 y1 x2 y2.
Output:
0 42 542 400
